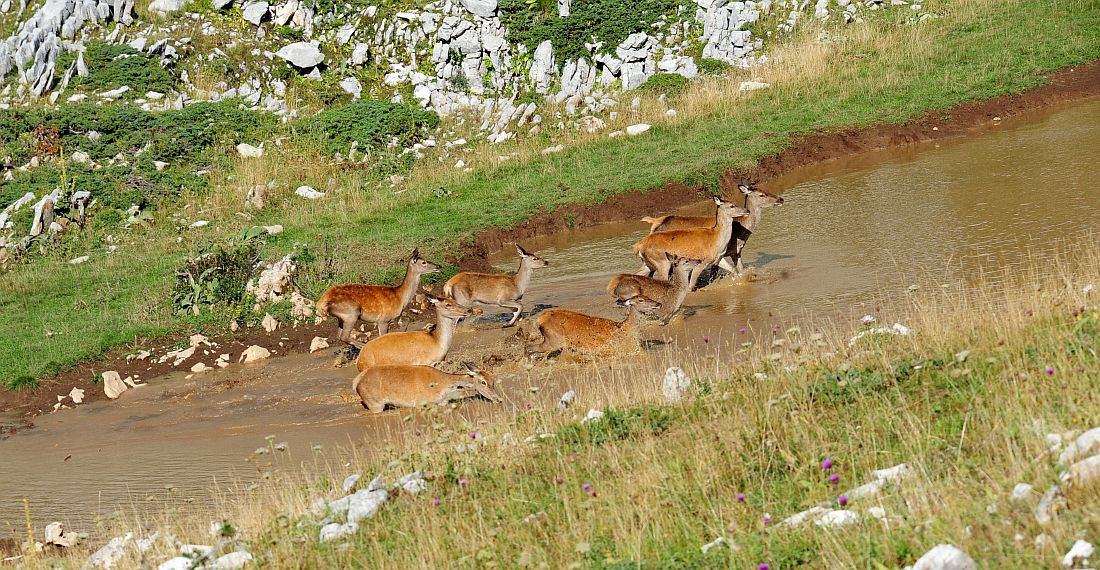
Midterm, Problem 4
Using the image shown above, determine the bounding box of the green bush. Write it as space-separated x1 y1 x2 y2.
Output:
637 72 690 95
171 233 263 316
696 57 732 75
59 41 179 97
499 0 678 62
295 100 440 156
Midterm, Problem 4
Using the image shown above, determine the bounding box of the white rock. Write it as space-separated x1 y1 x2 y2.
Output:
1063 540 1094 568
68 255 90 264
44 522 79 547
348 487 388 522
69 387 85 404
581 409 604 424
700 536 726 554
661 367 691 401
85 533 132 568
190 362 212 373
239 345 271 364
100 86 131 98
625 123 651 136
148 0 185 13
261 313 278 333
242 1 268 25
276 42 324 68
814 509 859 529
739 80 770 91
189 334 210 347
247 254 297 303
342 473 361 493
866 506 886 519
157 558 192 570
778 506 829 527
1059 426 1100 465
213 551 253 569
394 471 427 496
541 145 565 155
295 185 326 199
873 463 912 482
1010 483 1034 503
236 143 263 158
310 337 329 353
339 76 362 99
263 225 283 235
319 522 358 542
458 0 496 17
912 544 977 570
559 390 575 411
102 371 128 399
1035 484 1066 524
190 220 209 228
1061 454 1100 489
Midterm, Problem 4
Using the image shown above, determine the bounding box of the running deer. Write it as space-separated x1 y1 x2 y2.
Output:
316 249 440 343
606 255 702 323
355 296 470 372
640 182 783 275
526 296 661 354
443 244 549 327
353 363 502 413
632 196 750 287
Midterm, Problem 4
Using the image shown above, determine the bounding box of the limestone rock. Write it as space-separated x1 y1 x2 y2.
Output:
85 533 132 568
262 313 279 333
295 185 326 199
1061 454 1100 489
625 123 651 136
309 337 329 353
236 143 263 158
814 509 859 529
661 367 690 401
912 544 977 570
290 291 314 319
1059 426 1100 465
319 522 358 542
102 371 128 399
1062 540 1094 568
459 0 495 17
242 1 269 25
44 522 79 547
213 551 253 569
247 254 297 302
69 387 85 404
239 345 271 364
1009 483 1034 503
276 42 324 68
739 80 770 91
148 0 184 13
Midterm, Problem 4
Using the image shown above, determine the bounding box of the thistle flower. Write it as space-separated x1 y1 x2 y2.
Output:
736 493 746 502
469 431 478 439
829 473 840 484
739 327 748 334
1045 366 1055 376
432 498 441 506
703 335 710 344
821 458 834 470
763 513 771 525
838 495 848 507
582 483 592 491
758 564 770 570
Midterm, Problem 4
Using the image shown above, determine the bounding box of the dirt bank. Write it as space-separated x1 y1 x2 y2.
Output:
3 60 1098 427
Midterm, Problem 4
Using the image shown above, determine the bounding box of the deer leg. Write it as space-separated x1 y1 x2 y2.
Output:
332 310 359 344
717 256 737 274
366 399 386 413
688 264 707 291
526 326 558 354
499 301 523 327
376 320 389 337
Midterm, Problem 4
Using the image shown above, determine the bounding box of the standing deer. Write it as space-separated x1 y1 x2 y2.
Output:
640 182 783 276
526 296 661 354
443 244 549 327
355 296 470 372
632 196 750 288
353 363 502 413
606 255 702 323
316 249 440 343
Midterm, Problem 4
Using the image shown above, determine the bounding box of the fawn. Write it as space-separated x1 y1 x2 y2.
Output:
355 296 470 372
607 255 702 323
526 296 661 354
443 244 549 327
353 363 501 413
632 196 750 288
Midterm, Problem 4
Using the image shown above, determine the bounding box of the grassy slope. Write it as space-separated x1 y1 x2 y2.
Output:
2 0 1099 385
51 244 1100 569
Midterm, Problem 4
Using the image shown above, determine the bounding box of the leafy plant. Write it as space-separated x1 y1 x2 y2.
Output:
295 100 440 157
638 72 690 95
696 57 732 75
58 41 179 97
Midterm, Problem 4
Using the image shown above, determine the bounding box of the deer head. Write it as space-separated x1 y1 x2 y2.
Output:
409 248 441 275
428 295 472 319
738 183 784 209
463 362 502 402
516 244 549 268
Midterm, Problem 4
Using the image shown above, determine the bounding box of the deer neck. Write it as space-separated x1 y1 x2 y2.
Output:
512 258 534 296
395 263 422 307
431 311 460 350
714 208 737 250
741 197 768 232
668 268 694 307
621 305 640 332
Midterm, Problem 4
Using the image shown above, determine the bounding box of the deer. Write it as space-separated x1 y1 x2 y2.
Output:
526 296 661 354
443 244 549 327
640 181 783 276
316 249 440 344
632 196 751 288
353 363 502 413
606 255 702 324
355 296 470 372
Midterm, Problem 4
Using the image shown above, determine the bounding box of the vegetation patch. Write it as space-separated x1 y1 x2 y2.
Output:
58 41 179 97
294 99 441 157
637 72 691 95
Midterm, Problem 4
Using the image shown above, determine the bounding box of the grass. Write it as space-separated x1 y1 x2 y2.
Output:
1 0 1099 387
18 239 1100 568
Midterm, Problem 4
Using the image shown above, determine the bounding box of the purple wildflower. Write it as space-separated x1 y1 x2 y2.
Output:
758 564 770 570
1045 366 1055 376
582 483 592 491
829 473 840 484
821 458 834 470
838 495 849 507
432 498 441 506
736 493 746 502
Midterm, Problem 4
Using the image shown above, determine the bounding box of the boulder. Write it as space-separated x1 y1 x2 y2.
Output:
319 522 358 542
213 551 253 569
276 42 324 68
912 544 977 570
295 185 326 199
44 522 79 547
242 1 269 25
236 143 263 158
339 76 362 99
661 367 690 401
458 0 495 17
1062 540 1094 568
1059 426 1100 465
102 371 128 399
239 345 271 363
626 123 651 136
147 0 184 14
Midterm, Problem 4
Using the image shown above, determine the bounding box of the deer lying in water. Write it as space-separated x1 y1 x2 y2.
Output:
316 249 440 343
526 296 660 354
632 196 750 288
355 296 470 372
607 255 702 323
353 363 501 413
443 244 549 327
640 182 783 275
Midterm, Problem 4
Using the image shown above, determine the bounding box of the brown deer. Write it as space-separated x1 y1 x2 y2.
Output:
316 249 440 343
607 255 702 323
355 296 470 372
640 182 783 275
443 244 549 327
526 296 661 354
353 363 502 413
632 196 750 287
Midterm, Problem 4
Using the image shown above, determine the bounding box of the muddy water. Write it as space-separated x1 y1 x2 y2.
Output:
3 99 1099 535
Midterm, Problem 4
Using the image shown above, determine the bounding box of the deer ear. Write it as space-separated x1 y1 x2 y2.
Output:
738 184 751 194
426 295 440 305
411 248 421 260
515 244 529 257
462 362 479 375
712 195 723 205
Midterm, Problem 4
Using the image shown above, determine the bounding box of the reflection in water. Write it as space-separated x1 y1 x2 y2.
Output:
3 100 1099 534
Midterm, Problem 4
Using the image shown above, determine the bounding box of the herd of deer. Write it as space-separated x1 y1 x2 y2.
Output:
316 182 784 413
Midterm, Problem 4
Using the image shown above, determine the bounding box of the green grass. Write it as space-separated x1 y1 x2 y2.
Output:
2 0 1099 387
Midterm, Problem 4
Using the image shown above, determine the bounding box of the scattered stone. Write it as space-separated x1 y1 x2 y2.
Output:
1059 426 1100 465
295 185 326 200
102 371 128 399
394 471 427 496
1035 484 1066 525
263 225 283 235
872 463 912 482
581 409 604 424
262 313 279 333
739 80 770 91
85 533 132 568
866 506 886 519
247 254 297 303
1010 483 1034 503
342 473 361 493
239 345 271 364
44 522 79 547
190 362 212 373
541 145 565 155
1061 454 1100 489
1063 540 1094 568
459 0 496 17
700 536 727 554
276 42 324 68
814 509 859 529
68 255 89 265
189 334 210 347
148 0 185 14
69 387 85 404
157 558 192 570
559 390 575 411
310 337 330 353
912 544 977 570
242 1 268 25
319 522 358 542
348 485 388 523
236 143 263 158
213 551 253 569
290 292 314 319
661 367 691 401
625 123 651 136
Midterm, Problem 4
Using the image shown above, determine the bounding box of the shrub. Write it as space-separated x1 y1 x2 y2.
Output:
59 41 178 97
696 57 732 75
171 233 263 316
637 72 690 95
295 100 440 157
499 0 678 62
